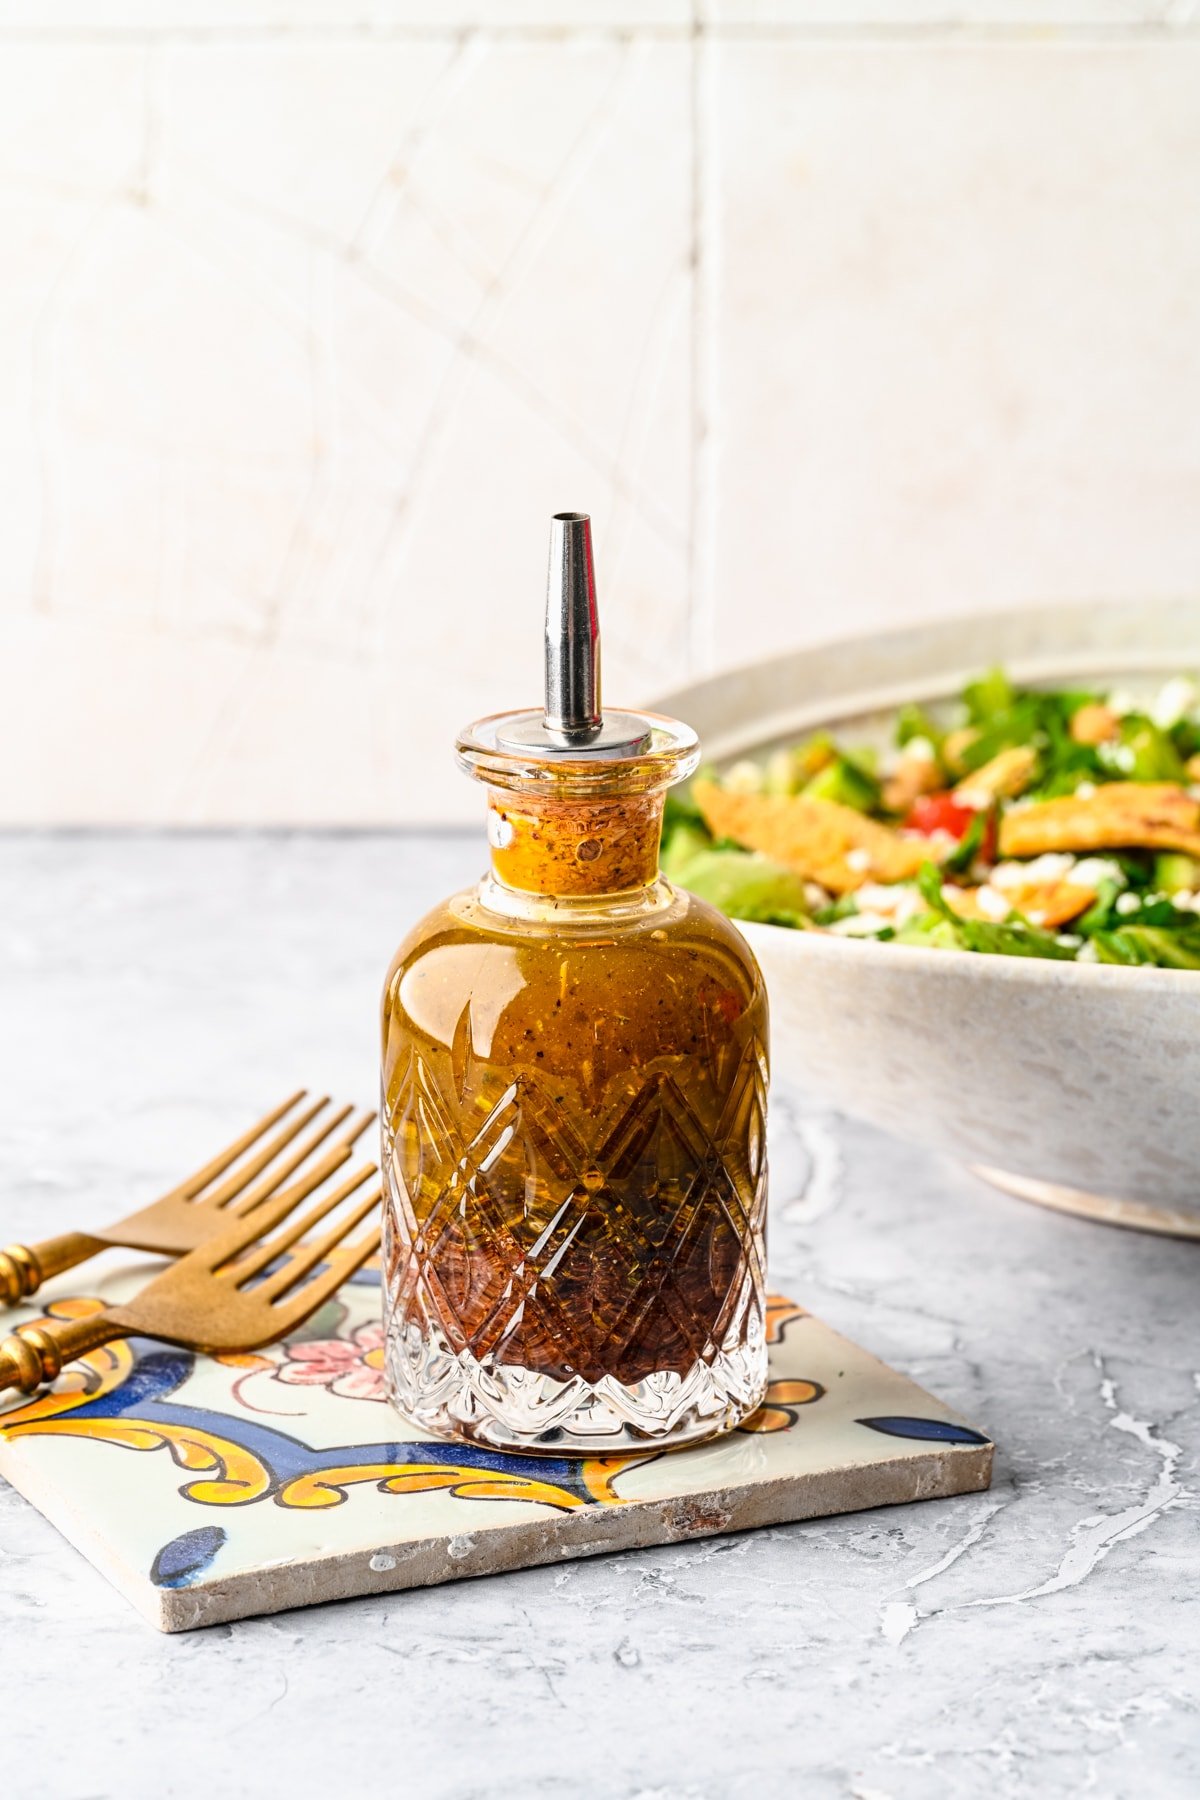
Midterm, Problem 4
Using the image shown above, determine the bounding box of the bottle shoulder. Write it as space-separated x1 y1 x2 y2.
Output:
381 880 768 1081
668 885 765 969
383 887 763 1056
381 890 475 993
382 882 763 981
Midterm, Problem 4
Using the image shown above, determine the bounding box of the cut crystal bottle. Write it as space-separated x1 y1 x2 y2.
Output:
381 515 768 1454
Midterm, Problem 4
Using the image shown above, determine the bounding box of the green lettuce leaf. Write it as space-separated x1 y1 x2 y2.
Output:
802 753 881 813
1090 926 1200 968
666 845 810 927
915 863 1076 960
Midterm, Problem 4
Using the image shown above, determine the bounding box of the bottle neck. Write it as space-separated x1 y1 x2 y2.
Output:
485 787 665 899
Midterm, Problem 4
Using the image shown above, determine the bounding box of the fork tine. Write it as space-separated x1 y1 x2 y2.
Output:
256 1183 381 1301
228 1166 376 1287
188 1095 333 1211
212 1102 356 1218
210 1119 363 1231
273 1221 383 1329
215 1140 354 1244
204 1145 356 1270
221 1107 373 1220
168 1090 308 1200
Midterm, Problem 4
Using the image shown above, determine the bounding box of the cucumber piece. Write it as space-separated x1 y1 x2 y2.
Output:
803 754 881 813
1153 853 1198 896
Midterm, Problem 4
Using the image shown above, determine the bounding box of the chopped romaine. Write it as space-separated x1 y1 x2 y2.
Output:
673 664 1200 969
942 806 995 875
660 819 714 878
894 702 945 753
665 844 810 927
1077 878 1125 934
1090 926 1200 968
913 862 1076 958
761 734 837 796
802 753 881 813
962 666 1015 725
813 893 861 926
1153 852 1198 895
1105 715 1187 784
663 789 708 835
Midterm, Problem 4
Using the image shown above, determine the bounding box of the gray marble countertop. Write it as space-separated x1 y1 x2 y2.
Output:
1 833 1195 1800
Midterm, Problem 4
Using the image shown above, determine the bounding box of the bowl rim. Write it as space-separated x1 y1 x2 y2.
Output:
655 595 1200 995
655 594 1200 765
736 914 1200 992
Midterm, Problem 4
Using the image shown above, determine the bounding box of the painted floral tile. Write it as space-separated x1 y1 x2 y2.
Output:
0 1266 992 1632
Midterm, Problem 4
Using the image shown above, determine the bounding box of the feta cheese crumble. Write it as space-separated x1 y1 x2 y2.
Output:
1151 676 1196 730
1073 858 1126 889
975 886 1010 920
829 913 894 937
858 882 925 924
828 882 925 936
991 853 1077 888
724 760 763 794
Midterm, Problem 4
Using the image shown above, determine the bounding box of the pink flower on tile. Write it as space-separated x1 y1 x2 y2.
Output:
275 1322 388 1402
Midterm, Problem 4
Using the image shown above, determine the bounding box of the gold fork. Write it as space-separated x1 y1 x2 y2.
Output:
0 1092 374 1306
0 1154 382 1395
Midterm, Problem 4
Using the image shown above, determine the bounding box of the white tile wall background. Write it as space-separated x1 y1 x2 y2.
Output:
2 5 1198 822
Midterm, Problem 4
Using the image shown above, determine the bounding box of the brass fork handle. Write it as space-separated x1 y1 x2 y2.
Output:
0 1312 129 1395
0 1232 107 1307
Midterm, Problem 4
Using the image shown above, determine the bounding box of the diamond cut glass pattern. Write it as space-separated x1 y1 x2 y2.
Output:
381 886 769 1456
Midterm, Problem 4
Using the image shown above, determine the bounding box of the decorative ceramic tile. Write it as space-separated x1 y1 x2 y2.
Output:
0 1264 992 1632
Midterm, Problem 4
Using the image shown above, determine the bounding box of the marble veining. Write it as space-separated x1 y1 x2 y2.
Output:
0 831 1196 1797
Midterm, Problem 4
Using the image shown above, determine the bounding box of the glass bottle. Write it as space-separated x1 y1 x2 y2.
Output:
380 515 769 1455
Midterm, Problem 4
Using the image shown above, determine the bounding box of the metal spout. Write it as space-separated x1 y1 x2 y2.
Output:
490 511 653 758
544 512 602 742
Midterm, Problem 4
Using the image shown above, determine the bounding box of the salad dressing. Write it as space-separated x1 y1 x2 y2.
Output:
380 515 769 1455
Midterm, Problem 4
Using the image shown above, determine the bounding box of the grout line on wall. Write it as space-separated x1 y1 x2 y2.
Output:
687 6 718 677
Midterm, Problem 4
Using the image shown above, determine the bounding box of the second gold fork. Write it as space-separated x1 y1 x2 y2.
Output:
0 1091 373 1305
0 1153 382 1396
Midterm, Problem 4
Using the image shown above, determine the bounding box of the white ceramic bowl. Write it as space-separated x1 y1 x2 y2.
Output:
655 599 1200 1236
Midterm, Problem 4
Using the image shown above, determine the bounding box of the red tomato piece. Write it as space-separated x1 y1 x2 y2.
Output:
904 792 998 860
905 793 977 839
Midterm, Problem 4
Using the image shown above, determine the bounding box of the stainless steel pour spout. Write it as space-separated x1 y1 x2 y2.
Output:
544 513 602 742
495 513 651 757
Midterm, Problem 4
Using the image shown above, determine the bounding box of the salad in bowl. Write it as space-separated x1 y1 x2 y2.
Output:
664 666 1200 970
653 600 1200 1230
